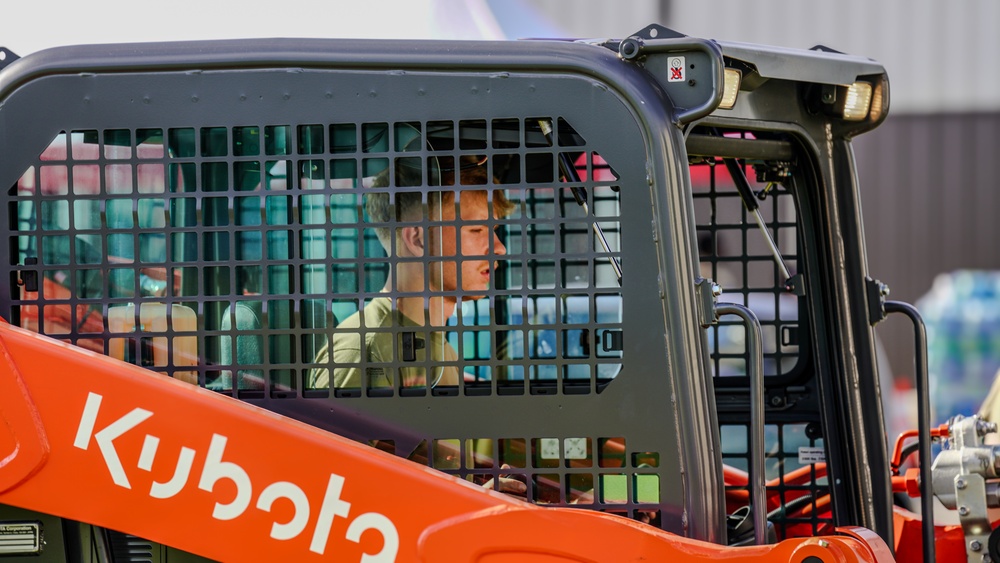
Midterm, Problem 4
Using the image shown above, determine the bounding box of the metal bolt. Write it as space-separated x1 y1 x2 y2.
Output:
619 38 642 60
711 283 723 298
971 540 983 552
959 505 970 516
818 539 829 548
978 420 998 437
957 478 968 490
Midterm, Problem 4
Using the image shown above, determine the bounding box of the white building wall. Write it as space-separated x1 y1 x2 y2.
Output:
527 0 1000 114
526 0 665 40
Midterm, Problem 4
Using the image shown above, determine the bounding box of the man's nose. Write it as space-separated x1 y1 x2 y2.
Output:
493 231 507 256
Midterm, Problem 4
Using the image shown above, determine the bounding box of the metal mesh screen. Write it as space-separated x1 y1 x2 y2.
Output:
5 115 666 520
689 128 832 538
9 119 623 395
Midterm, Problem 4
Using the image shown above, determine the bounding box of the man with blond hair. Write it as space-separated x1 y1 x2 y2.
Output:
309 159 515 390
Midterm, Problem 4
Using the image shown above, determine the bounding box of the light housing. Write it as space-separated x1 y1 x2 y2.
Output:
868 81 885 122
719 68 742 110
842 81 873 121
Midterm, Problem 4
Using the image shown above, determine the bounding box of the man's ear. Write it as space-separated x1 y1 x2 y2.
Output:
400 226 424 257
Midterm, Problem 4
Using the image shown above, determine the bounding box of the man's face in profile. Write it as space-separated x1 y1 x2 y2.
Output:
426 190 506 298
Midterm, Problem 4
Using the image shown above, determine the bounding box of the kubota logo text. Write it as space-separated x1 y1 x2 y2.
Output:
73 392 398 562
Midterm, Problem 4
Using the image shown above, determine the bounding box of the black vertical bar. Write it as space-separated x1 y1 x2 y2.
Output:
885 300 934 563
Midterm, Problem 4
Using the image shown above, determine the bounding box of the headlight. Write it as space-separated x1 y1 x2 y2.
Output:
842 81 873 121
719 68 742 110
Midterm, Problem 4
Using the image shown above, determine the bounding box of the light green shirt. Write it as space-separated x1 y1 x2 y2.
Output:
309 297 459 389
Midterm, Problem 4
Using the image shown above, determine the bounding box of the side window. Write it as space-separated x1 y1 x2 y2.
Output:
9 118 624 398
690 129 804 379
688 127 830 539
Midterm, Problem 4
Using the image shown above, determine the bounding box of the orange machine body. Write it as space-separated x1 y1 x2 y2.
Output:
0 322 895 562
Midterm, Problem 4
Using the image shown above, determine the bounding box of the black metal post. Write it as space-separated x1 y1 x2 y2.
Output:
885 300 934 563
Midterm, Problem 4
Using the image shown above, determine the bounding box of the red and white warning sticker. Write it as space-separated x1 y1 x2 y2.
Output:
668 56 686 82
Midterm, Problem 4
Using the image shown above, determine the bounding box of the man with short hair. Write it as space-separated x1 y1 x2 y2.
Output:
308 159 515 390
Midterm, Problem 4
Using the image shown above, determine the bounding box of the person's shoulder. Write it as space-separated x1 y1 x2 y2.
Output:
336 307 362 329
363 297 395 327
335 298 391 330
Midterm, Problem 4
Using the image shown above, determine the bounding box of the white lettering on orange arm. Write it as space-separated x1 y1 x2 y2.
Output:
73 392 400 562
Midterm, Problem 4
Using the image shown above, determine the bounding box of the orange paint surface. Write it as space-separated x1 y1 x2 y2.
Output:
0 322 895 562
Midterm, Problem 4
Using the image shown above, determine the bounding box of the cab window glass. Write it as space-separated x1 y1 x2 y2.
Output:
10 119 623 396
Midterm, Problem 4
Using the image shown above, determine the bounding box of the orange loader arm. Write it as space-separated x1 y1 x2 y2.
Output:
0 322 895 562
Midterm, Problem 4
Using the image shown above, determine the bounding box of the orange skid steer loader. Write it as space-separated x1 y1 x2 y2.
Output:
0 24 981 562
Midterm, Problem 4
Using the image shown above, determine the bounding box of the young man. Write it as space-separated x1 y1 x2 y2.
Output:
309 159 515 390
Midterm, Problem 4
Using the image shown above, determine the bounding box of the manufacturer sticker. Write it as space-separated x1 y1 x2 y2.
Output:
0 522 42 555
